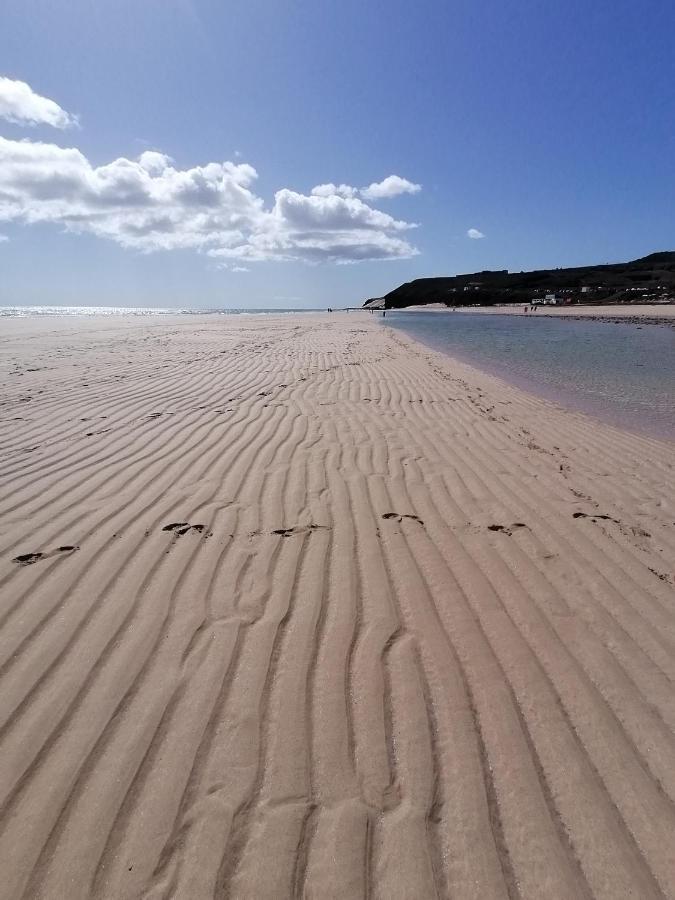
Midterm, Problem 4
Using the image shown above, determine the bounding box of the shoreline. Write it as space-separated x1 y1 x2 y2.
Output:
1 313 674 897
387 325 675 446
393 302 675 327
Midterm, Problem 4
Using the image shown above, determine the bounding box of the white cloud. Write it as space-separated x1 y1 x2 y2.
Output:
361 175 421 200
0 233 8 243
313 175 421 202
273 189 410 233
231 265 249 272
0 77 78 129
467 228 485 239
0 136 419 263
311 183 357 199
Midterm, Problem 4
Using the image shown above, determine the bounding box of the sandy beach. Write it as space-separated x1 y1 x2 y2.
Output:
1 312 675 899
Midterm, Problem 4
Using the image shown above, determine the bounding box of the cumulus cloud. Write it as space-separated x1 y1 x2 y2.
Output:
311 183 357 199
361 175 421 200
0 137 262 251
0 77 78 129
313 175 421 202
273 189 410 233
467 228 485 239
0 136 419 263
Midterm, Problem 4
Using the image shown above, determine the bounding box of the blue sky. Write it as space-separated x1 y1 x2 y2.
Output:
1 0 673 308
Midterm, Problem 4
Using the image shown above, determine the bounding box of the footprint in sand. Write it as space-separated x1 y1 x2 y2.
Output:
573 511 619 523
381 513 425 525
648 567 672 584
271 524 330 538
162 523 206 536
487 523 528 536
13 545 79 566
13 552 44 566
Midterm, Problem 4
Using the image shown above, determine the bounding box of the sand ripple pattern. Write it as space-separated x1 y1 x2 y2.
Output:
0 313 674 899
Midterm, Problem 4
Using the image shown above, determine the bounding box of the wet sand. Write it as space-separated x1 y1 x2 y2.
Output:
453 303 675 324
1 312 674 899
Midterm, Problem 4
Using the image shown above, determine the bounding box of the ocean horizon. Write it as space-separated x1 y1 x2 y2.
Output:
0 305 324 317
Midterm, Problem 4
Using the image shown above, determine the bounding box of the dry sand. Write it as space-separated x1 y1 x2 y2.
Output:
1 312 674 899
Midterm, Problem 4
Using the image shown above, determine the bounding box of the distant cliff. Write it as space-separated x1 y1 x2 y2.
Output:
366 252 675 309
362 297 385 309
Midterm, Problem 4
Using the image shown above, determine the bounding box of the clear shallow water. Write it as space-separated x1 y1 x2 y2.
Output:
384 311 675 441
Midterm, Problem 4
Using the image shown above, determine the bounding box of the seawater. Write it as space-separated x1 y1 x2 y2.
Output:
383 311 675 442
0 306 321 317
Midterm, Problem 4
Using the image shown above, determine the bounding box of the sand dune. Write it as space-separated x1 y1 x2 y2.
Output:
0 312 674 899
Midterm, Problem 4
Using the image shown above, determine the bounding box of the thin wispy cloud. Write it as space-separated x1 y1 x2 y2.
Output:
467 227 485 239
0 234 8 243
0 77 78 129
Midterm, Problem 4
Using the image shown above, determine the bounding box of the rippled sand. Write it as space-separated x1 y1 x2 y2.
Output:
1 313 674 899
